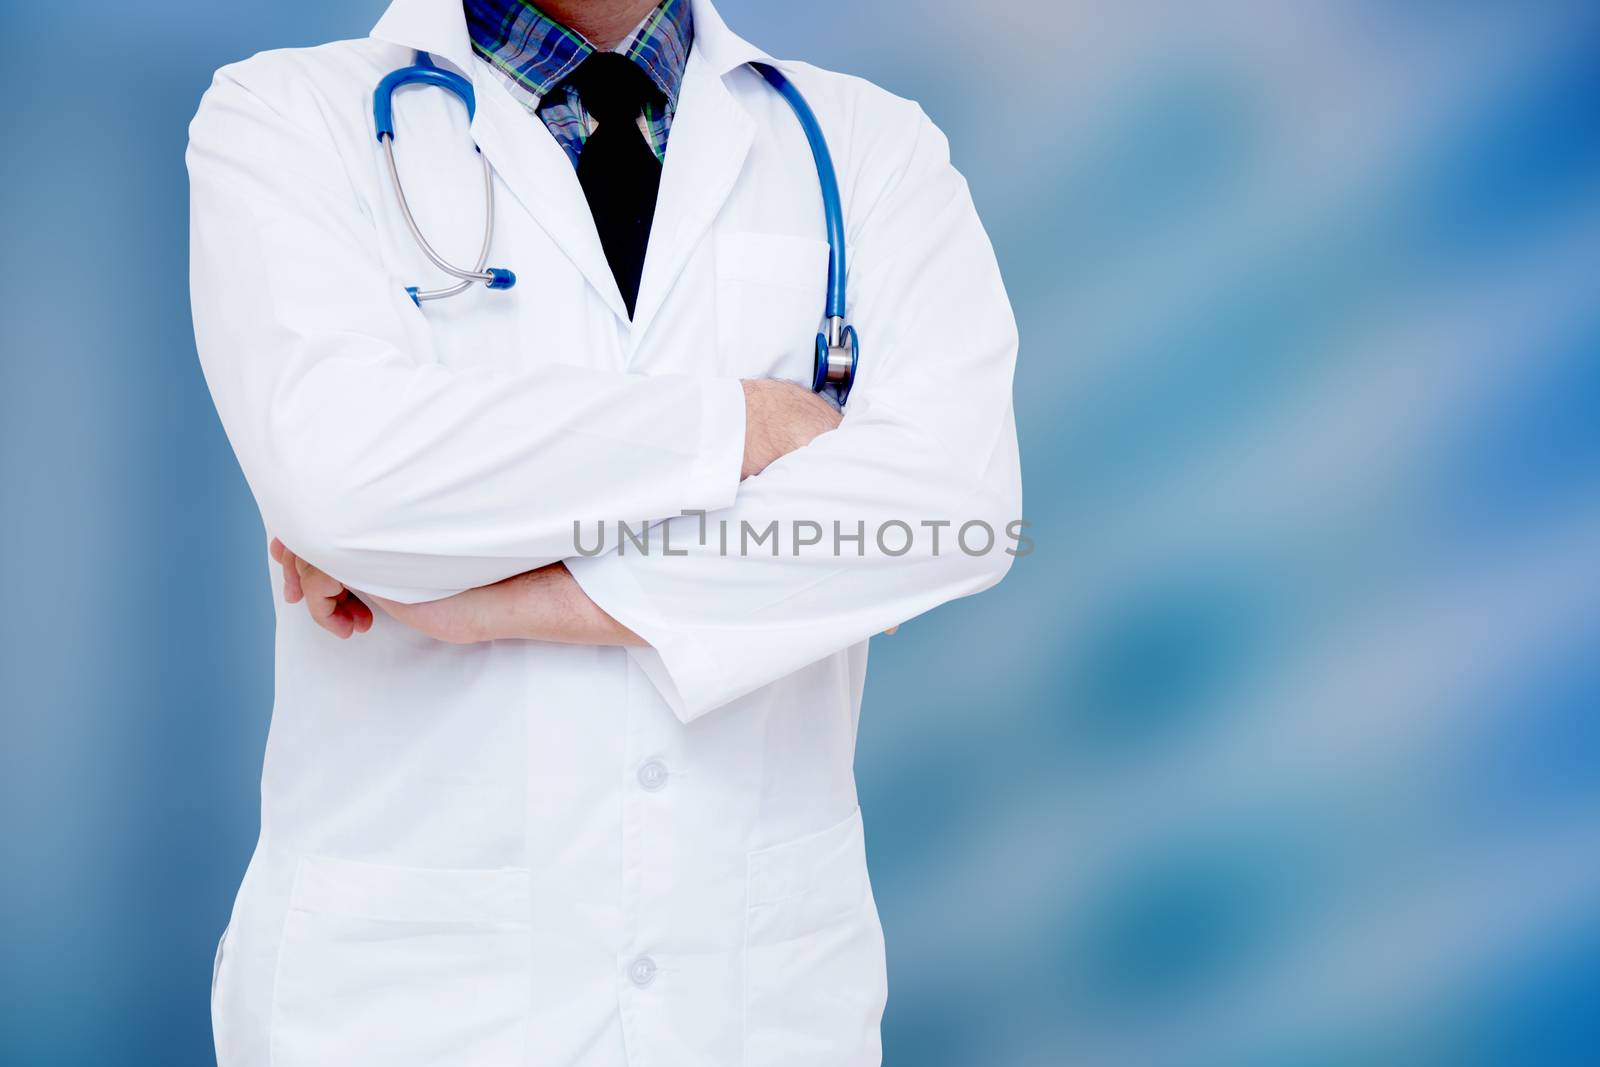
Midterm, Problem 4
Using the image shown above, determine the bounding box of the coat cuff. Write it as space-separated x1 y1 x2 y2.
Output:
684 378 745 514
565 553 727 723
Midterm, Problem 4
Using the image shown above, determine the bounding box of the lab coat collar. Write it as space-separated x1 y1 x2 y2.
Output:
370 0 477 76
684 0 773 73
370 0 773 330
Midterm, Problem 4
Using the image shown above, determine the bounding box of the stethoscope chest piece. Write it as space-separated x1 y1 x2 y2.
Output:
814 319 860 406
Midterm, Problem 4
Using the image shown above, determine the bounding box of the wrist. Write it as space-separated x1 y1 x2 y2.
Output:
511 564 642 646
740 379 767 479
739 378 793 479
554 563 644 646
505 566 564 641
739 378 842 480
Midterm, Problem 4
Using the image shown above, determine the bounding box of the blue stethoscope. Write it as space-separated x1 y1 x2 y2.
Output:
374 51 860 404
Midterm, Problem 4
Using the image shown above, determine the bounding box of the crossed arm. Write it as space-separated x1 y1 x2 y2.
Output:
269 378 846 646
191 72 1017 718
271 540 638 645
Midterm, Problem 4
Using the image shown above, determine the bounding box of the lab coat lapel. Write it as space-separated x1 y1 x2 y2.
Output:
628 48 755 347
369 0 773 326
469 78 631 321
371 0 475 73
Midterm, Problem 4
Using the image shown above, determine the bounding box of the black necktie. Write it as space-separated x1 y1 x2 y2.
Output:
563 51 665 317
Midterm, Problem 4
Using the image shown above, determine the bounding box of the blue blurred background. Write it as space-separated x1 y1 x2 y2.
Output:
4 1 1599 1063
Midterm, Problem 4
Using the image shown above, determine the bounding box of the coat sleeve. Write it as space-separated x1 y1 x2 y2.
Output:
187 67 745 603
567 101 1023 722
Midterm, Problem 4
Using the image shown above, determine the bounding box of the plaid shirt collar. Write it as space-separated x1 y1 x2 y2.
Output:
464 0 693 111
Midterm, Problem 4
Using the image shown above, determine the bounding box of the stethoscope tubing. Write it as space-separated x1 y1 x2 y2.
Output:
376 51 857 401
381 136 497 300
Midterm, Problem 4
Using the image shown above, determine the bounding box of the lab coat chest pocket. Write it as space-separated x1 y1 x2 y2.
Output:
714 232 830 383
269 855 532 1067
743 807 887 1066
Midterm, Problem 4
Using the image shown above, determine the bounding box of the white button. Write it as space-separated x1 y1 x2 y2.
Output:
629 956 657 987
636 759 669 792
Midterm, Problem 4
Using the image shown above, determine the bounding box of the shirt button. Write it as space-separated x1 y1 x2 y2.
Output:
636 759 669 792
629 956 657 987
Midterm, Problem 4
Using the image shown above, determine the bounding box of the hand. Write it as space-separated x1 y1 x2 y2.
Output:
740 379 842 479
269 538 372 639
269 541 640 647
735 383 890 634
368 565 642 646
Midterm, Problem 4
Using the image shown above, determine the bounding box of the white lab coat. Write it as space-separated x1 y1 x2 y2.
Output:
188 0 1020 1063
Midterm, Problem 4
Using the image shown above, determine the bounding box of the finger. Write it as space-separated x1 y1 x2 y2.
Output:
308 589 353 640
280 548 304 604
268 537 285 564
306 585 340 622
304 571 343 603
300 566 342 624
297 559 345 602
883 625 899 636
321 597 356 639
337 593 374 635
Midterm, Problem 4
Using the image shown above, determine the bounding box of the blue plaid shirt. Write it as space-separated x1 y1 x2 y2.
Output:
464 0 692 168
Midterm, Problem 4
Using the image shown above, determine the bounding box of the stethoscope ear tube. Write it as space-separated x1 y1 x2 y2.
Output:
377 52 514 301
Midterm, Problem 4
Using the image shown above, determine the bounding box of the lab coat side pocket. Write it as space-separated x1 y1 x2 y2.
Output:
742 807 888 1067
268 855 533 1067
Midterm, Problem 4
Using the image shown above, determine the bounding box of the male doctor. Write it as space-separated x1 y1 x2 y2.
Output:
189 0 1020 1063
